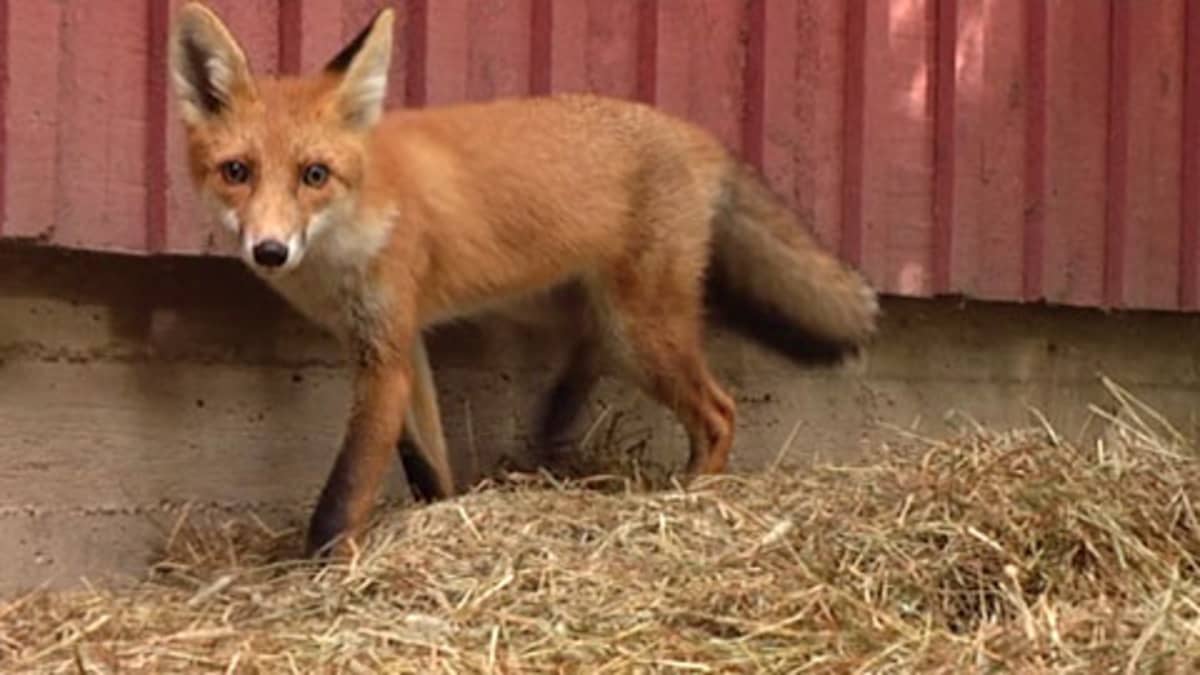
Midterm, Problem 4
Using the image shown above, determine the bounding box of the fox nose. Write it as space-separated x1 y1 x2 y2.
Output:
252 239 289 268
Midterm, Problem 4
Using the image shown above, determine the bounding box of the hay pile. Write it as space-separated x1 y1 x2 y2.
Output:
3 382 1200 673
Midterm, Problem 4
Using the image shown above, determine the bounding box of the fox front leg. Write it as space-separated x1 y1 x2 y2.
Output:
307 349 412 559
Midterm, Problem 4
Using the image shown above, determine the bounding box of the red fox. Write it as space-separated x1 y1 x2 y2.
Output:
168 3 879 557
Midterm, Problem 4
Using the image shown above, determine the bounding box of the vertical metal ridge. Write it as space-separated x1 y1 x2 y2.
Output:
144 0 170 253
529 0 552 95
636 1 659 104
1104 0 1132 308
841 0 867 267
1181 0 1200 309
932 0 958 294
741 0 767 171
405 0 429 106
1022 0 1048 301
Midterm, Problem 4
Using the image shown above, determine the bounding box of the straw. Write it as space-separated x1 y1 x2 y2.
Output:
2 383 1198 673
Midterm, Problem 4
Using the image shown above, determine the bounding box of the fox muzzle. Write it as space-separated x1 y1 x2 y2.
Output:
251 239 290 268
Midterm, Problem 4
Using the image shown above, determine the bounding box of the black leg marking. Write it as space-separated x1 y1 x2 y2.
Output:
536 358 599 460
306 459 354 559
397 431 449 503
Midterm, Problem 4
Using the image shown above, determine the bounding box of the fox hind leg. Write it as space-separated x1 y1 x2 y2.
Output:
624 331 736 476
597 275 737 478
395 337 455 502
397 428 445 502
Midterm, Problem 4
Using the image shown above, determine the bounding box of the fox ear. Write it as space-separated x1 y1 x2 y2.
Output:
324 8 395 129
169 3 256 125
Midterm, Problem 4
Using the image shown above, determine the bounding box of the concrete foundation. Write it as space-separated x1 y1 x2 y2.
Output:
1 242 1198 594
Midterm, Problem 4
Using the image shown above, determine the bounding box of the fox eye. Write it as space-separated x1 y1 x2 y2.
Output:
220 160 251 185
302 163 331 188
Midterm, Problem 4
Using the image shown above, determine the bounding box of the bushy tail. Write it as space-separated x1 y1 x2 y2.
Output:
705 162 880 365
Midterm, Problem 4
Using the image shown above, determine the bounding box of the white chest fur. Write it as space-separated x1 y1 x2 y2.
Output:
264 257 357 340
256 218 395 343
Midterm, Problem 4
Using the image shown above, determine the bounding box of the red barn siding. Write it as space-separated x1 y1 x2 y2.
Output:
1123 0 1185 310
948 0 1028 301
1184 1 1200 309
1 0 1196 313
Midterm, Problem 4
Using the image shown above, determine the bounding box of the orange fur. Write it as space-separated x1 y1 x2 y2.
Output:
169 3 880 557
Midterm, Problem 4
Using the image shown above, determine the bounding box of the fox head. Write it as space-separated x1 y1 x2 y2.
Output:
168 3 394 273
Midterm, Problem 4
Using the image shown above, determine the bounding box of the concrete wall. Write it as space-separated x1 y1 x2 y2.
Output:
1 242 1198 594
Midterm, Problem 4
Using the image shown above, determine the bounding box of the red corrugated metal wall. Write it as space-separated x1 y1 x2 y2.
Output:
1 1 1197 312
